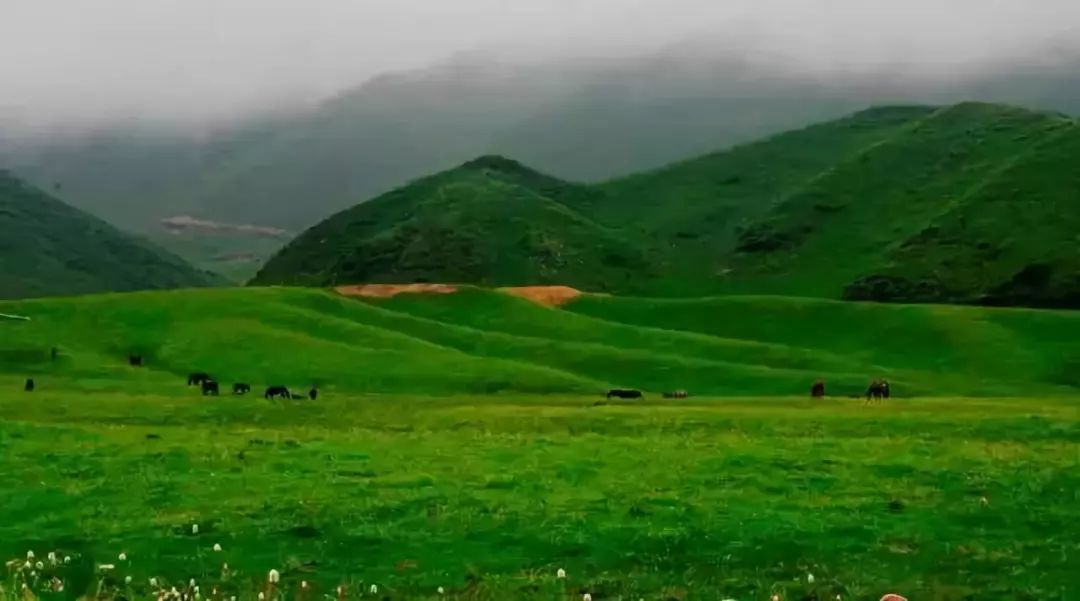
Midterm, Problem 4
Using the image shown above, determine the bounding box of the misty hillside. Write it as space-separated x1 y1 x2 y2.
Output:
0 170 218 299
3 51 1079 267
254 103 1080 309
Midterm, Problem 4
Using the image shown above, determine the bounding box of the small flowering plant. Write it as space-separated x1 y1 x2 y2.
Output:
4 549 76 599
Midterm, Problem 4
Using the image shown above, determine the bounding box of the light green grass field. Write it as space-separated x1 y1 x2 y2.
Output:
2 287 1080 599
1 390 1077 599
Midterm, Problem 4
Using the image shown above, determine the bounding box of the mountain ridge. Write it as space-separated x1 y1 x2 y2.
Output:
0 170 219 299
253 102 1080 308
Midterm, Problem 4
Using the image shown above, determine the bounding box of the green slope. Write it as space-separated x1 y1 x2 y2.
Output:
845 123 1080 306
252 156 652 291
723 103 1076 297
582 105 935 294
4 286 1080 397
257 102 1080 308
0 170 218 300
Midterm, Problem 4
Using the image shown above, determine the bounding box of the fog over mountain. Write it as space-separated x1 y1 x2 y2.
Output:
3 0 1078 134
2 1 1078 279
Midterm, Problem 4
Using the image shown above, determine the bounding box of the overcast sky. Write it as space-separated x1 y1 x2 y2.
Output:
2 0 1077 132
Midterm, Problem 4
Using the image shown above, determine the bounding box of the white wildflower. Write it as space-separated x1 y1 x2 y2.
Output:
213 543 222 552
21 583 29 591
583 594 592 601
302 581 309 589
370 584 378 594
26 551 35 560
171 587 180 597
30 571 37 579
151 578 159 587
231 597 237 601
772 596 781 601
808 573 815 584
336 585 345 596
125 576 133 585
63 556 71 564
190 579 197 588
268 569 280 584
47 552 57 564
99 564 115 571
194 586 200 595
223 563 229 572
556 568 566 579
437 587 445 595
192 524 200 535
35 561 44 570
258 593 265 601
119 552 127 561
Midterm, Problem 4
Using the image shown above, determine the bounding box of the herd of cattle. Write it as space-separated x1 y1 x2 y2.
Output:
186 372 317 400
23 353 892 401
606 379 891 401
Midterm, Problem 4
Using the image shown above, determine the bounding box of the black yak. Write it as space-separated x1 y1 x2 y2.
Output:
265 385 291 400
201 379 220 396
607 389 644 400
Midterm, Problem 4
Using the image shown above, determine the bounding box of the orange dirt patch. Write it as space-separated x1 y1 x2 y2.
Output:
500 286 583 307
334 283 459 299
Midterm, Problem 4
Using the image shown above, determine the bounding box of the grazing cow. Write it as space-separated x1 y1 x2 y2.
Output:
810 379 826 398
129 354 144 367
866 378 891 402
607 389 644 400
662 390 689 399
232 382 251 395
201 379 220 396
308 386 318 401
187 372 212 386
265 385 291 400
24 378 34 392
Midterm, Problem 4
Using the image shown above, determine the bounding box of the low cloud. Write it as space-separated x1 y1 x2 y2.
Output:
1 0 1077 133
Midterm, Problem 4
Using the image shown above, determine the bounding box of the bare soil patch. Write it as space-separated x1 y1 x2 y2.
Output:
500 286 583 307
334 283 459 299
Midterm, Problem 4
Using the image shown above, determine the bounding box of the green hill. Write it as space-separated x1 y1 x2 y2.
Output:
254 103 1080 308
251 156 652 290
4 286 1080 397
0 170 218 299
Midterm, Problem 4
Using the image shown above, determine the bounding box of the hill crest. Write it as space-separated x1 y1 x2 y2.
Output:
0 170 218 299
254 102 1080 308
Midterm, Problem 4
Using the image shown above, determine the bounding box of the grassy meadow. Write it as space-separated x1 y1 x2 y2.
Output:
3 286 1080 599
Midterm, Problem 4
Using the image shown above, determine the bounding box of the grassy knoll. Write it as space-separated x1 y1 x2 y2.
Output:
0 389 1077 599
4 286 1080 397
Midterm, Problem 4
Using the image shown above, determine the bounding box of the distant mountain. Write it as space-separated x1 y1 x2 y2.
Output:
254 103 1080 309
251 155 650 290
0 170 218 299
4 51 1078 245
